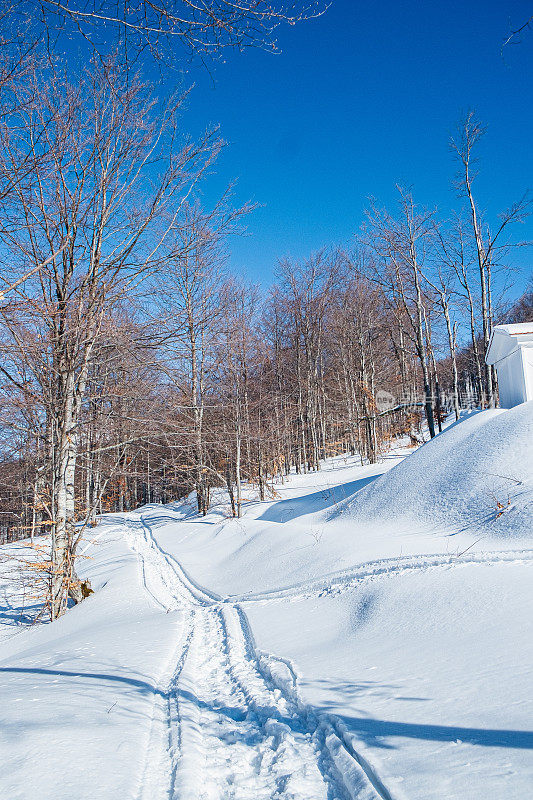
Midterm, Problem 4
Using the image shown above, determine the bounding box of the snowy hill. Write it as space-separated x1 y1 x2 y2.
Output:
0 405 532 800
337 401 533 538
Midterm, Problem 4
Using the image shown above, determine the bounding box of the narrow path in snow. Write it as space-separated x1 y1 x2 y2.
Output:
123 512 533 800
231 548 533 605
127 510 533 608
123 514 396 800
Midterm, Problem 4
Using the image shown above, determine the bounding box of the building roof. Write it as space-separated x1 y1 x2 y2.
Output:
485 323 533 365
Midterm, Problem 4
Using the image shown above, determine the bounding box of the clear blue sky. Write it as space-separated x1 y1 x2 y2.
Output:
178 0 533 297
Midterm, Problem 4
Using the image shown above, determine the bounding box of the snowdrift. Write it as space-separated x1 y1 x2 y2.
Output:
336 402 533 537
1 409 532 800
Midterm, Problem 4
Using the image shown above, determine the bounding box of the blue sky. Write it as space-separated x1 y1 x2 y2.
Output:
177 0 533 297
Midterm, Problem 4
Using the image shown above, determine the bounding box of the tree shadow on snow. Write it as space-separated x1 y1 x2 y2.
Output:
259 476 379 523
304 677 533 750
334 711 533 750
0 666 162 696
0 603 42 627
0 666 308 746
2 666 531 754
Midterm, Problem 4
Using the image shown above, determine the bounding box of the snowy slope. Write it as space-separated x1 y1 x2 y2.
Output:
0 522 183 800
146 405 533 601
1 405 532 800
338 402 533 538
246 562 533 800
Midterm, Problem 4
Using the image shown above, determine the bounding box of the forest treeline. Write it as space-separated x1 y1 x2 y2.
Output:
0 42 531 617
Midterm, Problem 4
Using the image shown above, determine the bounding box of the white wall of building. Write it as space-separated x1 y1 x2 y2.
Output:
485 324 533 409
496 350 528 408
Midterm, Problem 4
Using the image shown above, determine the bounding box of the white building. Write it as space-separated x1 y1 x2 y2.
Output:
485 323 533 408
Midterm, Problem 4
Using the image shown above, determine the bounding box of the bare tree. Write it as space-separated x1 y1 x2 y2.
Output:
153 201 246 514
218 279 257 516
502 13 533 50
451 111 530 407
11 0 323 63
0 60 221 617
364 189 437 438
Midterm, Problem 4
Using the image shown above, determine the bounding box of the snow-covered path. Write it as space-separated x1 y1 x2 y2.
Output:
122 501 533 800
1 407 532 800
126 512 395 800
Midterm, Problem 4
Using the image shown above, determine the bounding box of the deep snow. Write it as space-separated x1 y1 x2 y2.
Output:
338 403 533 538
1 403 532 799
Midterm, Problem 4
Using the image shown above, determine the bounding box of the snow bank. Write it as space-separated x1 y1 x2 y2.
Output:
145 406 533 601
337 402 533 538
1 410 532 800
0 518 182 800
247 561 533 800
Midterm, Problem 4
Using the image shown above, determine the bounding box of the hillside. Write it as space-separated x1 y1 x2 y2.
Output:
338 402 533 538
0 404 532 800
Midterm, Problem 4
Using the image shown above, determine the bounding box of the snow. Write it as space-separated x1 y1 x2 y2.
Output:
338 402 533 538
1 404 532 799
247 563 533 799
0 526 183 800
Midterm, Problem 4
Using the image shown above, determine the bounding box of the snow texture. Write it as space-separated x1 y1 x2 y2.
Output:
0 404 532 799
338 402 533 538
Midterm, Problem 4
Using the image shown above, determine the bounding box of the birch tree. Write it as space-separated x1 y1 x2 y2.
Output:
0 61 221 617
451 112 531 407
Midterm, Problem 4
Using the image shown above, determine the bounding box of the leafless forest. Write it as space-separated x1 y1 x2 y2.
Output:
0 1 531 618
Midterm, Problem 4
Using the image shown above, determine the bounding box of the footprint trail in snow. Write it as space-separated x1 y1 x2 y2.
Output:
124 513 392 800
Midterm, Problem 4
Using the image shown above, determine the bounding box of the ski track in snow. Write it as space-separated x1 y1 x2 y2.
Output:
123 513 401 800
231 548 533 605
129 510 533 608
122 512 533 800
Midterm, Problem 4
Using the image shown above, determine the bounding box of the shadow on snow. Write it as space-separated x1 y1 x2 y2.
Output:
1 666 531 751
258 476 380 523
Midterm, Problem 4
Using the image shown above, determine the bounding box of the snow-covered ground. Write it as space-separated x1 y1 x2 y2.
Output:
1 403 532 799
